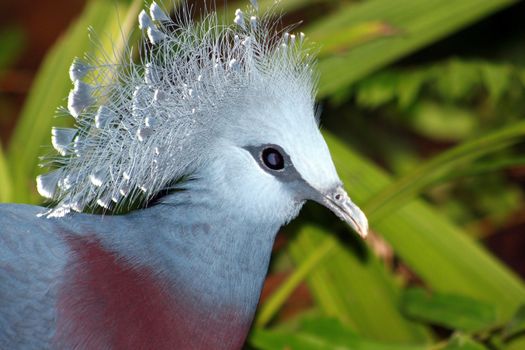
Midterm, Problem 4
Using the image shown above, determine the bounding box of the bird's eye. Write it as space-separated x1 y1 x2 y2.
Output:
261 147 285 171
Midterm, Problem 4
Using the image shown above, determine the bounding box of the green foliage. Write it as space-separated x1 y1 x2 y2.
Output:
288 223 429 342
400 288 497 333
348 58 525 233
252 317 427 350
363 120 525 222
0 26 24 203
353 59 525 114
308 0 517 98
0 27 24 73
0 144 12 202
1 0 525 349
502 306 525 341
444 335 489 350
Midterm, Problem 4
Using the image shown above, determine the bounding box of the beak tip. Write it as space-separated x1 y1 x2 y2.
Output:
353 212 369 239
321 185 369 240
357 224 369 239
341 211 369 239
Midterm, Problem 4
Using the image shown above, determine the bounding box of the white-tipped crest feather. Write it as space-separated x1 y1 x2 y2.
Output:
67 80 94 118
69 58 90 82
150 2 170 22
147 27 166 44
94 105 115 129
138 10 153 30
36 170 63 199
51 127 77 156
39 0 316 215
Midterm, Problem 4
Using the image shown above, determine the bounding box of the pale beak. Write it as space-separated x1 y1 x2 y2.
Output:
317 185 368 238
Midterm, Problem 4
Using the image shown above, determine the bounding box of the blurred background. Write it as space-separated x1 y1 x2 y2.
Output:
1 0 525 349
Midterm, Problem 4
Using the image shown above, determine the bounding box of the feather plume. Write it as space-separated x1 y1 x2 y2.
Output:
40 0 316 217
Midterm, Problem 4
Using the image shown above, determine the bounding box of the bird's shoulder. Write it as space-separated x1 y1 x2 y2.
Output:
0 203 69 349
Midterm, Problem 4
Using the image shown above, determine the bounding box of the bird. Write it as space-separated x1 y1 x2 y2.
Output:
0 1 368 349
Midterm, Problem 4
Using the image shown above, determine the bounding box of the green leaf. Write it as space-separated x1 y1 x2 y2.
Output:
289 224 430 342
0 144 12 202
409 102 477 141
317 21 399 57
352 59 525 112
396 71 425 109
440 156 525 183
480 63 513 105
355 71 399 108
363 120 525 224
251 329 332 350
444 334 489 350
435 59 481 101
308 0 517 97
401 288 497 332
250 317 427 350
279 127 525 342
503 305 525 341
0 27 24 72
324 131 525 321
255 236 337 327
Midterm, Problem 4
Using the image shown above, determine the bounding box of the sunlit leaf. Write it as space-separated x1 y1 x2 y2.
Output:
251 317 427 350
308 0 517 97
503 305 525 341
435 59 481 102
316 21 399 57
401 288 497 332
289 224 430 342
409 102 477 141
255 236 337 327
480 63 513 105
324 131 525 321
444 334 489 350
355 71 399 108
440 156 525 183
0 145 12 202
363 120 525 223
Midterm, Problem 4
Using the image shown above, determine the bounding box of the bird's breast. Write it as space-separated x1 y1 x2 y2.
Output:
54 235 252 350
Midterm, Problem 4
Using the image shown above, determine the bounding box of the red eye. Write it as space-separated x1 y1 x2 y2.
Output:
261 147 284 170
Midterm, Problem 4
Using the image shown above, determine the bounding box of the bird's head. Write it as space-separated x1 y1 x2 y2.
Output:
36 1 367 237
201 76 368 237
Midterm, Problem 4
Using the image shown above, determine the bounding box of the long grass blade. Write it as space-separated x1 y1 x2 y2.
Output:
325 131 525 320
307 0 517 97
364 120 525 222
0 145 12 202
255 236 337 327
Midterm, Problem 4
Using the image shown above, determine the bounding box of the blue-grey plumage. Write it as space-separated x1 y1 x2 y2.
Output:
0 188 279 348
0 1 368 349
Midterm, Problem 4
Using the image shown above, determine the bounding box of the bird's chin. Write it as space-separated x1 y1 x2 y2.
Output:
283 199 307 225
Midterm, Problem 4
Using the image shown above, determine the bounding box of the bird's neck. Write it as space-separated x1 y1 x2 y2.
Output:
56 188 281 349
126 189 281 309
